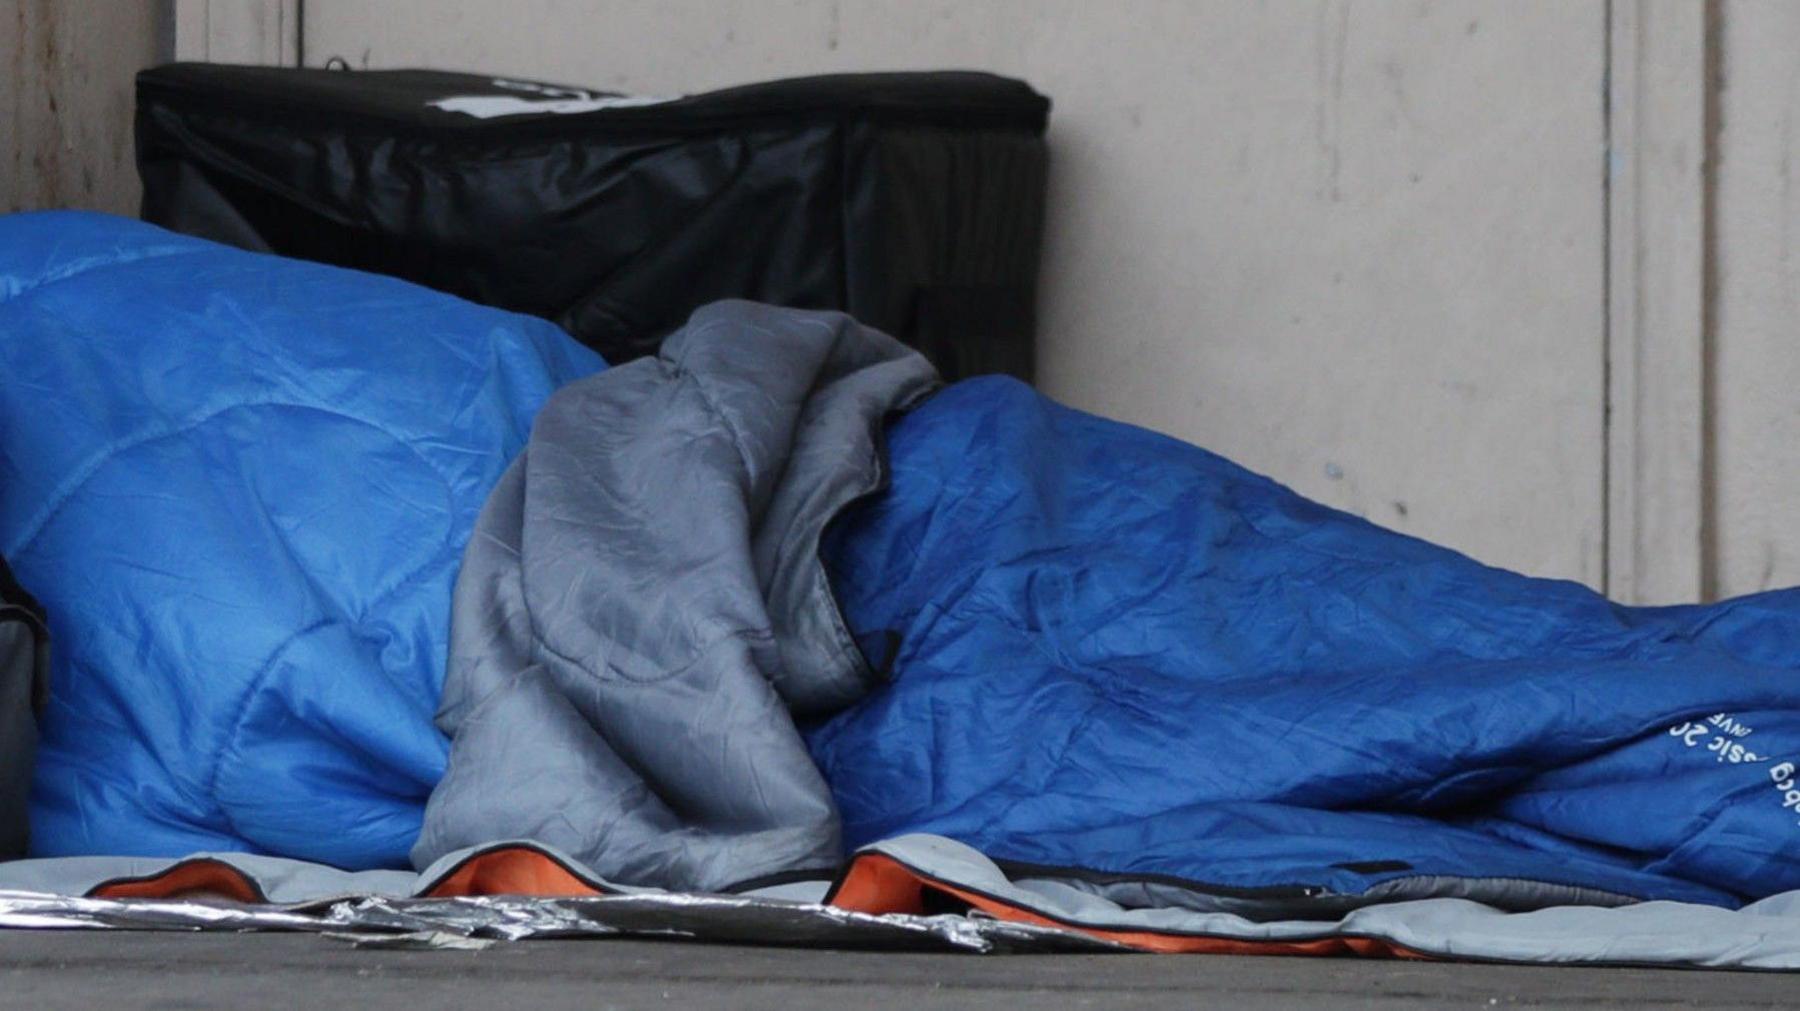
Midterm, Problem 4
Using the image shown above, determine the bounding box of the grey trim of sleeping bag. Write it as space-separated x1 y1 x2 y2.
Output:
412 301 940 893
1013 867 1639 922
0 841 670 906
857 835 1800 969
0 852 419 906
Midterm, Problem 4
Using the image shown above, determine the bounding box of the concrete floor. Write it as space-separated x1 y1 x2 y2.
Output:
1 931 1797 1009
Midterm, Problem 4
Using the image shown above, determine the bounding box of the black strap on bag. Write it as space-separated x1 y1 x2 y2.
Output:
0 555 48 860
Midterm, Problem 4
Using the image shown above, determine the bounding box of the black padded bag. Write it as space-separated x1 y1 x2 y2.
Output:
136 65 1050 381
0 556 47 860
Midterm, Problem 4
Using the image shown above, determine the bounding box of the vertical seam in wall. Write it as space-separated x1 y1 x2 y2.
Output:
1699 0 1723 601
1600 0 1615 597
295 0 305 67
154 0 177 63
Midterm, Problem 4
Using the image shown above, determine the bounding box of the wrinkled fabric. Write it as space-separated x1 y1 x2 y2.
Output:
0 211 602 869
814 377 1800 909
8 213 1800 920
414 301 938 890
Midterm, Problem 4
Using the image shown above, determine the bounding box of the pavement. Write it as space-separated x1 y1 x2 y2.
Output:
1 931 1797 1009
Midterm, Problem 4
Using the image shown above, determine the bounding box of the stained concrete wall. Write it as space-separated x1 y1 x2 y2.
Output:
1711 0 1800 596
10 1 1797 603
0 1 167 216
302 0 1613 586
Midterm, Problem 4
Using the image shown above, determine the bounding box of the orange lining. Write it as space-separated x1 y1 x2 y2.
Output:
831 852 1432 958
423 848 609 898
91 859 264 903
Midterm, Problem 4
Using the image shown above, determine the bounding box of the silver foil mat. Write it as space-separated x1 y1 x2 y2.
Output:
0 889 1124 953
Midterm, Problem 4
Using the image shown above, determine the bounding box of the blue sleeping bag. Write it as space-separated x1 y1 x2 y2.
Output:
815 378 1800 907
8 212 1800 910
0 212 602 868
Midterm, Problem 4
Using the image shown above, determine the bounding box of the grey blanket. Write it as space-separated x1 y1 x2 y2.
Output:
412 301 939 890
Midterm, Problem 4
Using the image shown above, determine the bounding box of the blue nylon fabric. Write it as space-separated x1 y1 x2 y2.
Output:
9 212 1800 906
814 377 1800 907
0 212 603 869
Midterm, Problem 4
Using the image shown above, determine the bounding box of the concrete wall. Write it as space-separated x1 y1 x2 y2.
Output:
8 1 1798 603
302 0 1614 587
1711 0 1800 596
0 0 166 216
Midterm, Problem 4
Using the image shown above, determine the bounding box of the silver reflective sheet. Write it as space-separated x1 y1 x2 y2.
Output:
0 890 1122 953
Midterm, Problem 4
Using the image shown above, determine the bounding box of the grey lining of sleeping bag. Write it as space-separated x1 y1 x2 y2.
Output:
1 556 48 861
412 300 940 892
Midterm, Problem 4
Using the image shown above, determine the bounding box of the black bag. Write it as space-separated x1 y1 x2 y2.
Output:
1 556 47 860
136 65 1050 380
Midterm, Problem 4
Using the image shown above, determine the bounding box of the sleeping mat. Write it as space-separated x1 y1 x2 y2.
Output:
6 212 1800 964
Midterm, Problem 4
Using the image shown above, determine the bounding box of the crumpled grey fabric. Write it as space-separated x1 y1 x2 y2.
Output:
412 301 940 891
